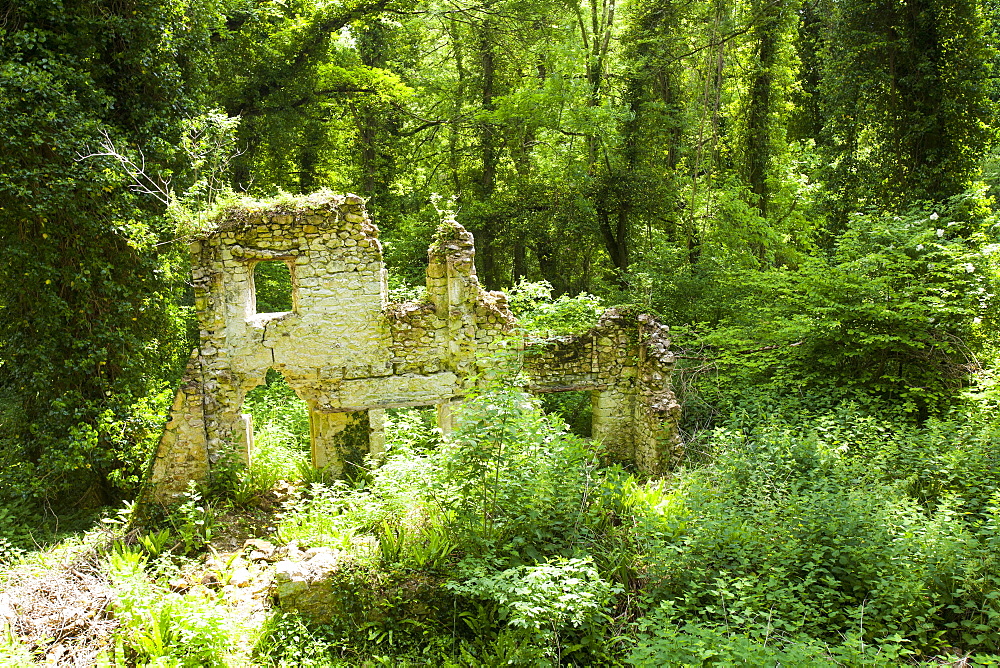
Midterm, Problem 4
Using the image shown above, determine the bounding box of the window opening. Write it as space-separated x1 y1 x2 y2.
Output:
254 260 294 314
541 390 593 437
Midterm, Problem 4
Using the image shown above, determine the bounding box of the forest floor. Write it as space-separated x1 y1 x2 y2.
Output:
0 502 992 668
0 505 289 667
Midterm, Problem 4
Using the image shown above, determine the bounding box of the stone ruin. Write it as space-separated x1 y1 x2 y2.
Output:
147 193 681 502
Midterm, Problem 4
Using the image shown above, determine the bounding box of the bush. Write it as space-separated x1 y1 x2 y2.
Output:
628 612 915 667
432 387 598 562
635 412 1000 654
667 195 997 426
276 408 442 551
450 557 617 664
0 622 35 667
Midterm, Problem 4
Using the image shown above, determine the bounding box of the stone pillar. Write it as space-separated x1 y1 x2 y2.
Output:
436 402 454 435
237 413 254 466
368 409 386 460
310 409 380 477
591 388 636 464
631 399 680 474
633 314 682 473
311 411 349 475
427 217 480 380
202 387 250 465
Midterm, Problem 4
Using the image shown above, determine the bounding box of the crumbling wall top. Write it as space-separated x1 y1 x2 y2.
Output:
428 215 475 258
191 191 373 237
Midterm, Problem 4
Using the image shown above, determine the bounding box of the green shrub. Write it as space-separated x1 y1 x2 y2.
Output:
239 369 311 497
628 610 915 667
635 416 1000 653
273 387 616 661
166 482 215 555
277 482 377 551
432 387 598 562
383 407 442 453
863 415 1000 520
276 410 442 555
0 501 35 563
668 196 998 425
450 556 617 664
254 613 342 667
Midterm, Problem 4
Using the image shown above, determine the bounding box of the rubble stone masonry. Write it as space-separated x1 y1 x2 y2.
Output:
148 193 681 502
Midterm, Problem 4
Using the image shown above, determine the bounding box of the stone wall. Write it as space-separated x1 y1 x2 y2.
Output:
148 193 680 503
521 310 681 471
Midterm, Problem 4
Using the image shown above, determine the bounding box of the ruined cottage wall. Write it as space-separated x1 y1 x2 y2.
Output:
522 311 682 469
152 195 402 500
151 198 513 501
633 315 682 471
522 319 635 392
181 195 394 481
149 194 678 503
383 218 515 386
474 292 517 360
425 220 515 376
148 351 211 496
386 302 446 375
197 197 392 407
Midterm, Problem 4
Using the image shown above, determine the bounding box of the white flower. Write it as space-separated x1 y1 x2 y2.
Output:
966 263 975 273
916 244 924 251
936 229 944 238
974 317 983 325
930 212 939 220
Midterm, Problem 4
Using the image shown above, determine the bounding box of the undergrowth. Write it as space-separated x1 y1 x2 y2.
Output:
4 370 1000 665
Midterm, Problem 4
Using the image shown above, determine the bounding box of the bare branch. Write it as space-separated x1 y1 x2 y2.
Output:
76 130 172 206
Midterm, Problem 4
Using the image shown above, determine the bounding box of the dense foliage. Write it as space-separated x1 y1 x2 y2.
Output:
242 382 1000 663
0 0 217 504
3 0 1000 663
3 381 995 663
2 0 998 500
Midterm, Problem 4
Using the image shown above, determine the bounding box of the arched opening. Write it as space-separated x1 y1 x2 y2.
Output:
242 370 389 486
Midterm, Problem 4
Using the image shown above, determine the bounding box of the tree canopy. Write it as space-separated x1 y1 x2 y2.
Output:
4 1 1000 663
0 0 997 498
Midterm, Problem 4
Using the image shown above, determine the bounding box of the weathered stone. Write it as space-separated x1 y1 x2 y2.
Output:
272 549 450 628
274 561 309 598
146 194 680 503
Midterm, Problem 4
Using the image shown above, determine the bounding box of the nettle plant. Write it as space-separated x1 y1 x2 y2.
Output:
450 557 617 663
430 385 598 561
